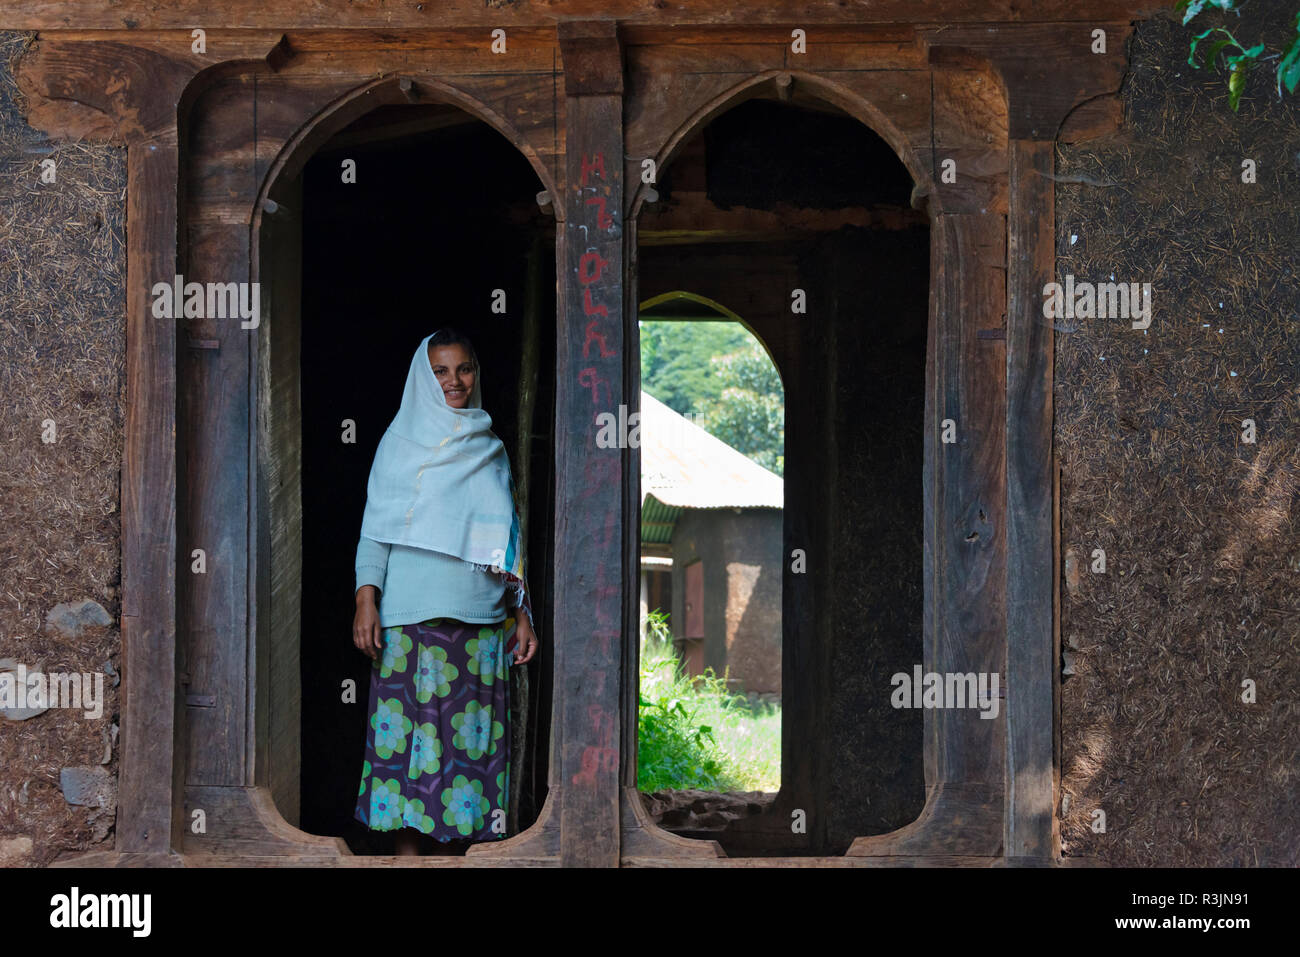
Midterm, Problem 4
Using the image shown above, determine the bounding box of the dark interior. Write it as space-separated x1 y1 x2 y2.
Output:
293 108 557 851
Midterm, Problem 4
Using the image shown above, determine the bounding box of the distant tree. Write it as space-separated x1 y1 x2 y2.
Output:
639 320 752 414
698 340 785 476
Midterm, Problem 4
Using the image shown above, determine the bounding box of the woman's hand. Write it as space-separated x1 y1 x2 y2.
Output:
353 585 382 660
512 613 539 665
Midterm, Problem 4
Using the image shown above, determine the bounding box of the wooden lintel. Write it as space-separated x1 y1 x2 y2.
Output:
0 1 1169 31
639 189 927 242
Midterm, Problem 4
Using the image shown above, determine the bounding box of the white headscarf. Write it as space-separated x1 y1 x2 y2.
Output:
360 334 532 625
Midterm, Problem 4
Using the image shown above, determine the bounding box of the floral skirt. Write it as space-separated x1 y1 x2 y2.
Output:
355 616 515 843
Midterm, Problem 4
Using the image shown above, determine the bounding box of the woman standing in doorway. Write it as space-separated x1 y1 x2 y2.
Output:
352 328 539 856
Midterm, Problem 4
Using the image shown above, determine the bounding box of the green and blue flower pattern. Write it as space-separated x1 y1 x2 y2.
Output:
355 617 516 843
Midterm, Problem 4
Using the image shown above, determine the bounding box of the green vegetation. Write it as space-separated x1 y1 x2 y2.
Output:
640 320 753 413
637 610 781 793
698 341 785 475
639 319 785 475
1178 1 1300 110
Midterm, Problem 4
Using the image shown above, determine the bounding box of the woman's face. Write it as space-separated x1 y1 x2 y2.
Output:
428 343 476 409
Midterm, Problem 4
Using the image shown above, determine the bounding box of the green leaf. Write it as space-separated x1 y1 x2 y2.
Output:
1205 37 1233 69
1278 33 1300 96
1179 0 1208 26
1188 26 1223 68
1228 62 1246 110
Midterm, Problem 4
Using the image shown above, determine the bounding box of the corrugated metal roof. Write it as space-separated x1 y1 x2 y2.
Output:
639 390 783 511
641 494 682 544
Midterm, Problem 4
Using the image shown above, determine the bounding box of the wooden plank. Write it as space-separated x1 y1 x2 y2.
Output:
119 137 182 856
179 220 254 788
624 854 1003 867
257 46 558 79
1053 449 1062 857
555 21 624 868
937 212 1007 795
1004 139 1056 860
620 216 641 795
0 1 1169 31
255 174 304 825
507 230 545 836
622 24 922 48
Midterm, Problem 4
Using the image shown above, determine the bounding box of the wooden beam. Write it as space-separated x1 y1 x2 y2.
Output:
639 189 927 245
555 20 624 868
0 1 1168 31
1004 139 1056 861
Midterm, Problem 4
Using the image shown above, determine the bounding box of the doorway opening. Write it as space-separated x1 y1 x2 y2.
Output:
637 307 785 821
260 103 557 854
633 94 930 856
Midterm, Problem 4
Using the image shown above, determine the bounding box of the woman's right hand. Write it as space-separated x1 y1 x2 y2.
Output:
353 586 382 660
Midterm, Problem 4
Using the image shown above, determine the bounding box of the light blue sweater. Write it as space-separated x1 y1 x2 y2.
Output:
355 534 508 628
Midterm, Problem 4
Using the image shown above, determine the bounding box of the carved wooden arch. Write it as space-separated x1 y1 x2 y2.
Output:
626 68 940 222
251 73 563 223
640 290 745 321
248 70 564 858
618 50 1013 860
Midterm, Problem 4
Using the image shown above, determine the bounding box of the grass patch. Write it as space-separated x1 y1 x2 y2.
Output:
636 610 781 793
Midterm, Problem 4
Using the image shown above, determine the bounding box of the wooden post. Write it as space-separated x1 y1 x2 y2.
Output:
1005 139 1056 862
556 20 625 867
507 229 543 836
120 135 184 860
916 22 1131 863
